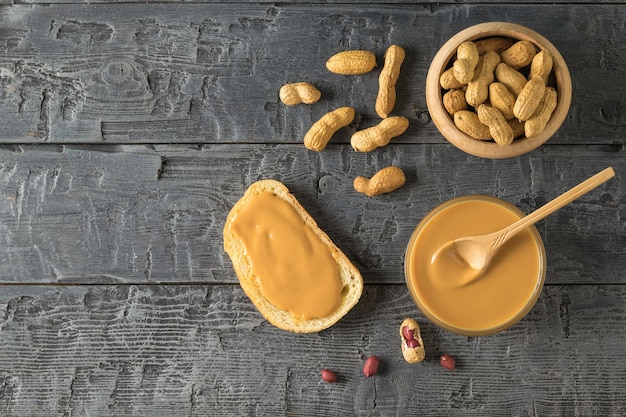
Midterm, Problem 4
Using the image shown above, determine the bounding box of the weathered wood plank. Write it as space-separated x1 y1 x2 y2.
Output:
14 0 620 4
0 144 622 285
0 2 622 417
0 284 624 416
0 4 624 144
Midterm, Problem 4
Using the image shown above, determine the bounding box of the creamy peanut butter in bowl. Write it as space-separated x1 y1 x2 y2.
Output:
404 195 546 336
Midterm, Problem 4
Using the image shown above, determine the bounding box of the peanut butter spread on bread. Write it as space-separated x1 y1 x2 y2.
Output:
229 191 342 320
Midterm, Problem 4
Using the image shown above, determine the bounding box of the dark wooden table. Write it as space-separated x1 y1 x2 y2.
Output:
0 1 624 415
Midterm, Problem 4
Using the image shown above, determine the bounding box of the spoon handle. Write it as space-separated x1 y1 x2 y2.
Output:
499 167 615 244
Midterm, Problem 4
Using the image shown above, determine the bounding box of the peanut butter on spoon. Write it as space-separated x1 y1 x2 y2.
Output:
432 167 615 285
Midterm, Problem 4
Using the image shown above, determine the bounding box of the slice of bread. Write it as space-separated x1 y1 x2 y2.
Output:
223 179 363 333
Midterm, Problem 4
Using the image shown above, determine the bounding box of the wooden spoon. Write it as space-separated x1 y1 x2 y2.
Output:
436 167 615 283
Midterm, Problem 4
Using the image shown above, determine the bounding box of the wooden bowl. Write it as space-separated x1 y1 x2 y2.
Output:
426 22 572 159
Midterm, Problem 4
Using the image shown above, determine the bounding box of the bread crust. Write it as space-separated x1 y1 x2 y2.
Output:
223 180 363 333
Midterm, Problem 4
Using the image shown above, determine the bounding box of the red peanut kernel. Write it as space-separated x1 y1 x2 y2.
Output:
402 325 420 347
321 369 337 383
440 354 456 370
402 326 414 341
406 339 421 348
363 355 380 377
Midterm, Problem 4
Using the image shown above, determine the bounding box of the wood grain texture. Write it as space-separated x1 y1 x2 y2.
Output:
0 4 623 144
14 0 620 4
0 2 625 416
0 284 624 416
0 144 621 285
